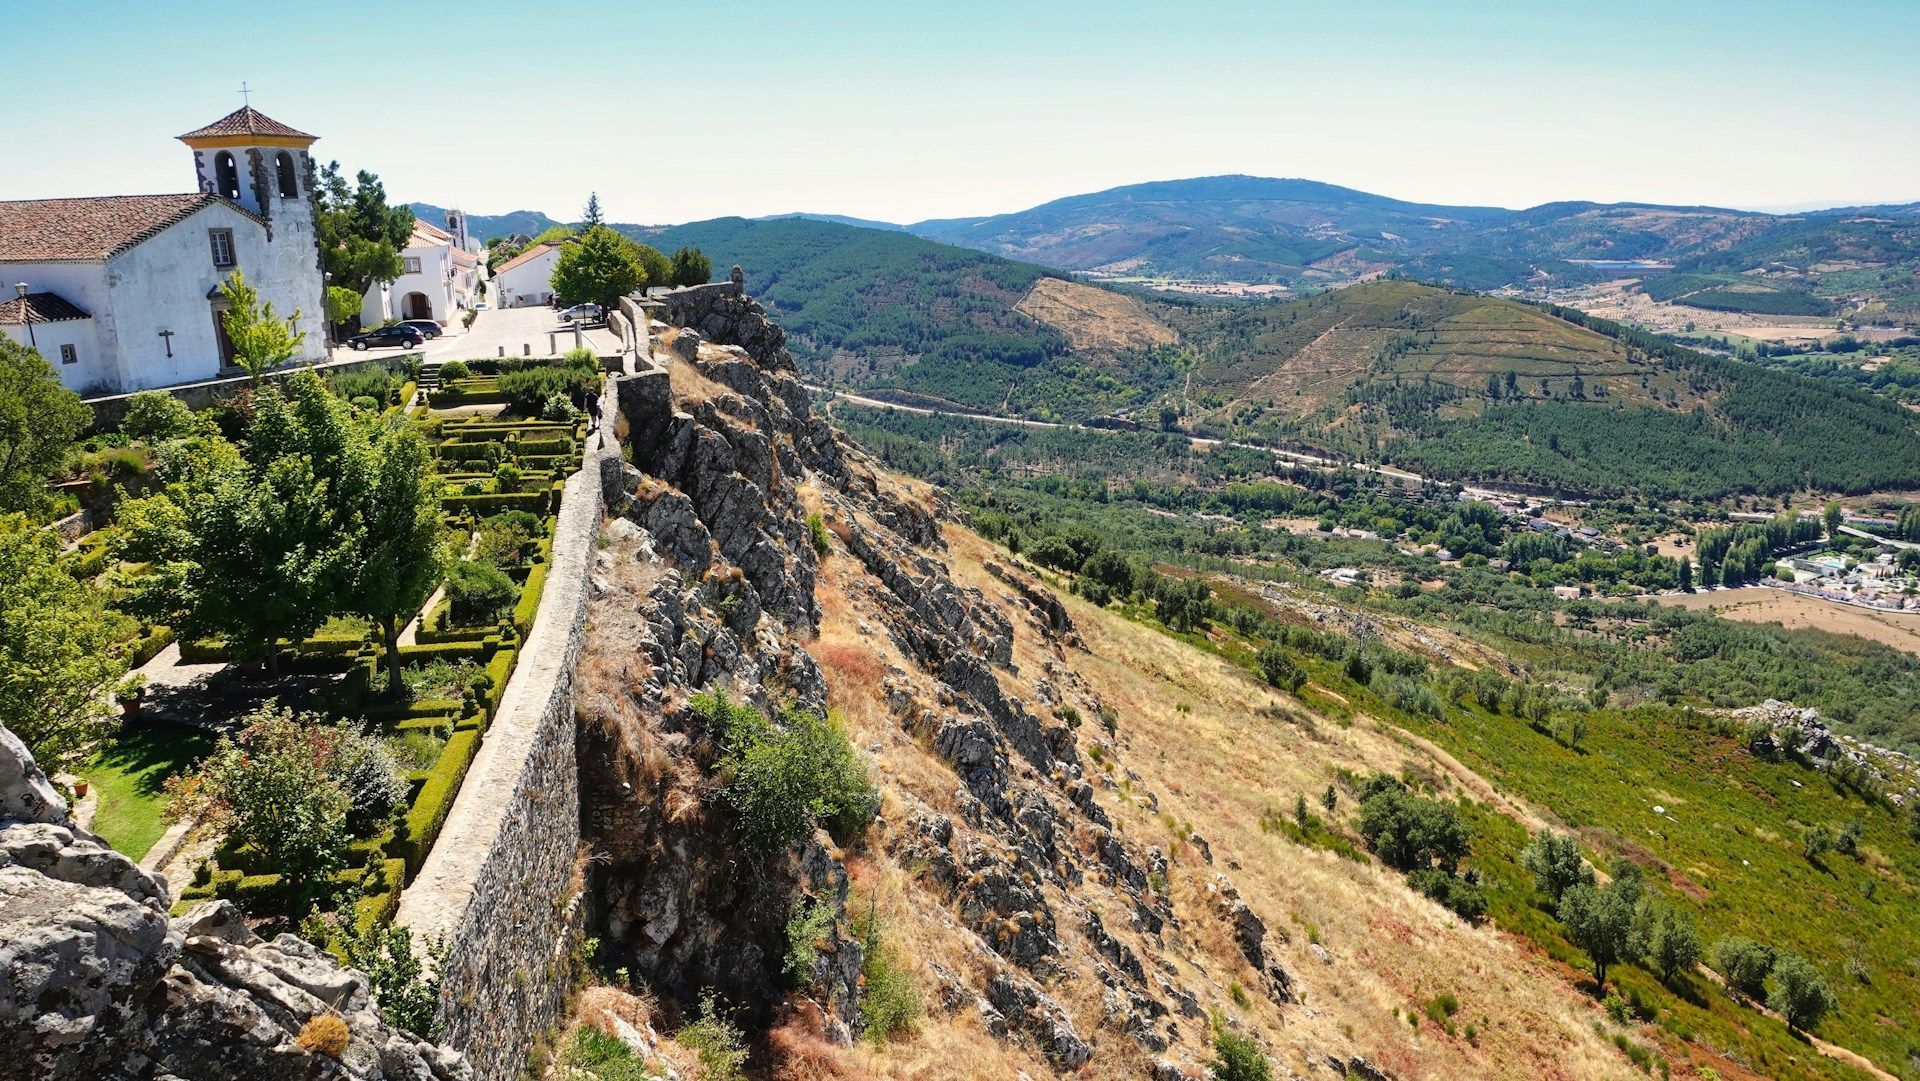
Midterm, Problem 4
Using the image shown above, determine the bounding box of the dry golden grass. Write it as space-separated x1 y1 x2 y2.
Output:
295 1012 350 1057
936 526 1644 1079
1014 277 1178 353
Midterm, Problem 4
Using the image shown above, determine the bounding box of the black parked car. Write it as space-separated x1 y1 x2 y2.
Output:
398 319 443 339
347 324 425 350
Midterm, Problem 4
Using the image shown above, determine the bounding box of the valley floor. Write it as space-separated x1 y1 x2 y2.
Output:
1652 586 1920 658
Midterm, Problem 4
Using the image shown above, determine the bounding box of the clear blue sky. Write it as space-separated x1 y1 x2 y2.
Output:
3 1 1916 224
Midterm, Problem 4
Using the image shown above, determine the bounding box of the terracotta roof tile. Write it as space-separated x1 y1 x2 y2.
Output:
494 243 556 274
0 194 221 262
411 219 455 245
178 106 316 142
0 291 90 325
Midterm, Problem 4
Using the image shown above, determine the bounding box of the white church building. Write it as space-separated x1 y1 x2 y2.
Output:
0 106 327 395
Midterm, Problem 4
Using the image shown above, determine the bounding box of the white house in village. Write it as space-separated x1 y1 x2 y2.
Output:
0 106 327 395
363 216 482 325
493 242 563 308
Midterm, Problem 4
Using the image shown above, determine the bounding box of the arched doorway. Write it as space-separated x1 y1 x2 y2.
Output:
402 292 432 321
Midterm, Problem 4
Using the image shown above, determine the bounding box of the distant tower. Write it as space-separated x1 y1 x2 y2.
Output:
178 105 319 229
446 208 471 251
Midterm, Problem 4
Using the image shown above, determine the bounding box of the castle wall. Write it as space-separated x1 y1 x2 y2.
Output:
393 382 616 1081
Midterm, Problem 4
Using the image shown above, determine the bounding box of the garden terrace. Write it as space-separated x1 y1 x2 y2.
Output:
63 385 597 933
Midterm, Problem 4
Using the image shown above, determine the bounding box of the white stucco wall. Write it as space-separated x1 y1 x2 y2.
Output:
495 247 560 308
0 317 106 392
365 241 480 325
0 260 115 391
100 196 325 392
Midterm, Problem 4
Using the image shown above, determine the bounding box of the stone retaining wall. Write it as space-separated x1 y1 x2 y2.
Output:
393 379 617 1081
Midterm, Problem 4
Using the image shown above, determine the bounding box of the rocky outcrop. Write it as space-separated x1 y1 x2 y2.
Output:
581 286 1284 1074
0 725 467 1080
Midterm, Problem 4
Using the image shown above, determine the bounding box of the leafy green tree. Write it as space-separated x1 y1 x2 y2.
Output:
1767 952 1836 1032
1256 642 1305 692
165 704 352 914
344 426 446 695
669 245 713 287
1558 879 1638 991
1635 900 1703 983
323 285 365 335
551 226 646 311
1520 830 1593 904
1355 779 1471 873
1823 501 1844 536
315 164 412 294
0 338 90 514
1711 935 1776 999
0 515 135 770
220 271 305 382
166 373 367 672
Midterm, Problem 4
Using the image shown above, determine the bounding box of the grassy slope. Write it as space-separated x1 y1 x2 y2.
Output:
1095 563 1916 1080
804 475 1653 1078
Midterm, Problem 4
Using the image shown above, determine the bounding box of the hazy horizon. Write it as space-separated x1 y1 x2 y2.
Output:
5 0 1917 224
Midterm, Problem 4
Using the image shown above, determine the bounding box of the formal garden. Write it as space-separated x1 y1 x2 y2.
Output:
1 300 605 936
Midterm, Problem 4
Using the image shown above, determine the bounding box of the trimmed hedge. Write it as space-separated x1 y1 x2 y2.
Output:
442 491 549 515
482 648 517 717
512 561 548 638
363 697 463 724
353 858 407 930
398 727 481 875
179 638 230 664
126 626 174 668
395 640 494 665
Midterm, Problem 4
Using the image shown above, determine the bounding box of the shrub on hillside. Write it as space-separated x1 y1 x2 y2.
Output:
691 691 877 852
1210 1014 1275 1081
1256 642 1305 692
1355 776 1470 873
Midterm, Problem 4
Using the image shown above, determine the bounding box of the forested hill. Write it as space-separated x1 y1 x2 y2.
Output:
1178 279 1920 498
634 216 1185 419
894 174 1920 315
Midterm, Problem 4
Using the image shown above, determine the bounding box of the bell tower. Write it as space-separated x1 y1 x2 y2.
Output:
178 105 319 223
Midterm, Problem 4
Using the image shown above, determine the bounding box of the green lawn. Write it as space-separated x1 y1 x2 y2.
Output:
84 724 213 860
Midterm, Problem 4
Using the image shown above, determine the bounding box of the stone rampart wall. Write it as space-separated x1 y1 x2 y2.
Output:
392 380 617 1081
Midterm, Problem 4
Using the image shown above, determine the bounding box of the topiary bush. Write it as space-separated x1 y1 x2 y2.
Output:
437 360 471 381
444 560 517 625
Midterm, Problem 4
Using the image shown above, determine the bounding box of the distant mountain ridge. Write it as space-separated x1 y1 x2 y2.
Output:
892 175 1920 315
409 203 567 241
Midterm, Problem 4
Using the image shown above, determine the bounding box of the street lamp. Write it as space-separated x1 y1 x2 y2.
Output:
12 282 35 350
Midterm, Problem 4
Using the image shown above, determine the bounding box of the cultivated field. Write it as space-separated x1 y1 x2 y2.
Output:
1653 586 1920 657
